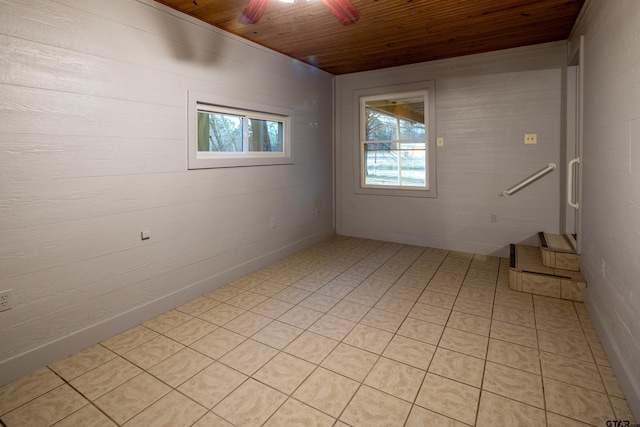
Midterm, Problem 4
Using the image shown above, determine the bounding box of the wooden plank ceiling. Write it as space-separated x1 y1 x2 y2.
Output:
154 0 584 75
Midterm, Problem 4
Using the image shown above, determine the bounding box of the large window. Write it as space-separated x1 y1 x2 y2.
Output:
188 91 292 169
357 83 436 197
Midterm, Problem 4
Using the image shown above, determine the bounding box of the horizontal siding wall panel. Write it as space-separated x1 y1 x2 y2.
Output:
435 119 562 142
336 41 566 255
0 134 184 182
0 36 183 108
0 1 327 110
0 169 331 232
0 179 332 312
0 0 334 384
1 1 239 80
571 0 640 418
0 86 184 138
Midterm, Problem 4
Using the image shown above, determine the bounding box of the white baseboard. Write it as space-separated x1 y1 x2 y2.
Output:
338 229 507 257
0 229 335 387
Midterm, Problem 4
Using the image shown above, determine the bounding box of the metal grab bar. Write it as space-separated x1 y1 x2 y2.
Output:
501 163 557 197
567 157 580 209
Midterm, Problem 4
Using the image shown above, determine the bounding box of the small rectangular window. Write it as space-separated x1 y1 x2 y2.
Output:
356 83 436 197
188 91 292 169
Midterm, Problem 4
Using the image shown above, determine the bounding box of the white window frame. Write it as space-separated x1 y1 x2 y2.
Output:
188 90 293 169
355 81 436 198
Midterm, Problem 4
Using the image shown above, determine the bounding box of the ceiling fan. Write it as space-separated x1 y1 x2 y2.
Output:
239 0 361 26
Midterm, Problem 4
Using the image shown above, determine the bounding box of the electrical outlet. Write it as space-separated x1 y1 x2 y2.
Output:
0 289 12 313
491 213 499 223
524 133 537 145
437 137 444 147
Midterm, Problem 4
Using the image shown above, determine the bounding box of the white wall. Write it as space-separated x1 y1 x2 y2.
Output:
0 0 334 385
570 0 640 418
336 42 567 256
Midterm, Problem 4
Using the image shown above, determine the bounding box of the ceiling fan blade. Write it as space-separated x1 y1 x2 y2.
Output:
239 0 270 24
321 0 361 26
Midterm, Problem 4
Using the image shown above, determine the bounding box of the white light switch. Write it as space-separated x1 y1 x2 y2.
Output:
437 137 444 147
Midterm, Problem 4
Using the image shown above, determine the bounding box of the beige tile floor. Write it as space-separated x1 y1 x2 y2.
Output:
0 236 636 426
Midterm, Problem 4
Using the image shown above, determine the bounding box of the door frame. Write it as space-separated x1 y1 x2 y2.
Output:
565 35 584 253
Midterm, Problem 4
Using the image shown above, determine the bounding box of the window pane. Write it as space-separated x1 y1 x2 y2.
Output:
248 118 284 152
364 142 426 187
365 143 399 186
198 111 242 152
365 96 424 141
399 142 426 187
366 111 398 141
399 118 425 140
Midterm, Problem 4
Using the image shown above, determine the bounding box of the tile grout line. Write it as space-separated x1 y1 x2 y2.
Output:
47 365 125 427
473 254 499 427
223 239 399 426
2 237 633 426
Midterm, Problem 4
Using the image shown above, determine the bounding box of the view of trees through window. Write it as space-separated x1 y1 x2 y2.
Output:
197 111 284 153
362 94 427 188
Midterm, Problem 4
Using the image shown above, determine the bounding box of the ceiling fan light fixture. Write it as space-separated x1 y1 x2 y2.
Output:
239 0 361 26
321 0 361 25
239 0 270 24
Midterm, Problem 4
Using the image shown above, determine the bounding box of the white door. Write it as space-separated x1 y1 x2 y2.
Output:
565 37 583 252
